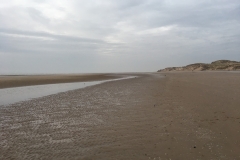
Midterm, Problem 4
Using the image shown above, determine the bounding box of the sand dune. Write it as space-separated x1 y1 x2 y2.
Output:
158 60 240 72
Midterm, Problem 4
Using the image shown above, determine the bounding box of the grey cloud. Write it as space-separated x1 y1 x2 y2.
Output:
27 7 50 24
0 0 240 74
130 1 240 29
0 34 103 57
0 28 105 43
113 0 146 10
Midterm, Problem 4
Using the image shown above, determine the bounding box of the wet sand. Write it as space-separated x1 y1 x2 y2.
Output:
0 72 240 159
0 74 122 89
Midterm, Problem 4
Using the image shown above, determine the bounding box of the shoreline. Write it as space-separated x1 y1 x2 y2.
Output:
0 76 138 106
0 73 122 89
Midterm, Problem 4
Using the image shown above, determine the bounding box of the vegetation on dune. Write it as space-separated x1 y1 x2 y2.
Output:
158 60 240 72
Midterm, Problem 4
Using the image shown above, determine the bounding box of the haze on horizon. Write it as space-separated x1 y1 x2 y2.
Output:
0 0 240 74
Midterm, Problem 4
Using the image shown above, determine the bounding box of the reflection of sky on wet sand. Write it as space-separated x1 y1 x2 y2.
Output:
0 76 136 106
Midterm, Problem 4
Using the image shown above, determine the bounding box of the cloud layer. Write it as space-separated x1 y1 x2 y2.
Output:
1 0 240 74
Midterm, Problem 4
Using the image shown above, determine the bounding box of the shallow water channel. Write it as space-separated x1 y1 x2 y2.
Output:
0 76 136 106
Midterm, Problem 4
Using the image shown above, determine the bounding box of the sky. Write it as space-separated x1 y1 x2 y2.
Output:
0 0 240 74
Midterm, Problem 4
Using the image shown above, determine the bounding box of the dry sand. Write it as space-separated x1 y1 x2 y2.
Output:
0 72 240 159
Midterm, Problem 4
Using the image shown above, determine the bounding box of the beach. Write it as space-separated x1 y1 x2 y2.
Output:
0 72 240 159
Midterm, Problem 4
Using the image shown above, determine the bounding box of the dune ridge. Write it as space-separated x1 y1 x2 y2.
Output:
158 60 240 72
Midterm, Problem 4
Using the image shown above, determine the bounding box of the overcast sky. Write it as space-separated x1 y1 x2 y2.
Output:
0 0 240 74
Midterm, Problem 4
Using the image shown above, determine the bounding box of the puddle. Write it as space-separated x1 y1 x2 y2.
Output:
0 76 136 106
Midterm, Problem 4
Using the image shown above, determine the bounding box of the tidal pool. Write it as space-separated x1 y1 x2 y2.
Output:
0 76 136 106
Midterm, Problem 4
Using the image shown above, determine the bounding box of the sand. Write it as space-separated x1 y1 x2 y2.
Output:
0 74 122 89
0 72 240 159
